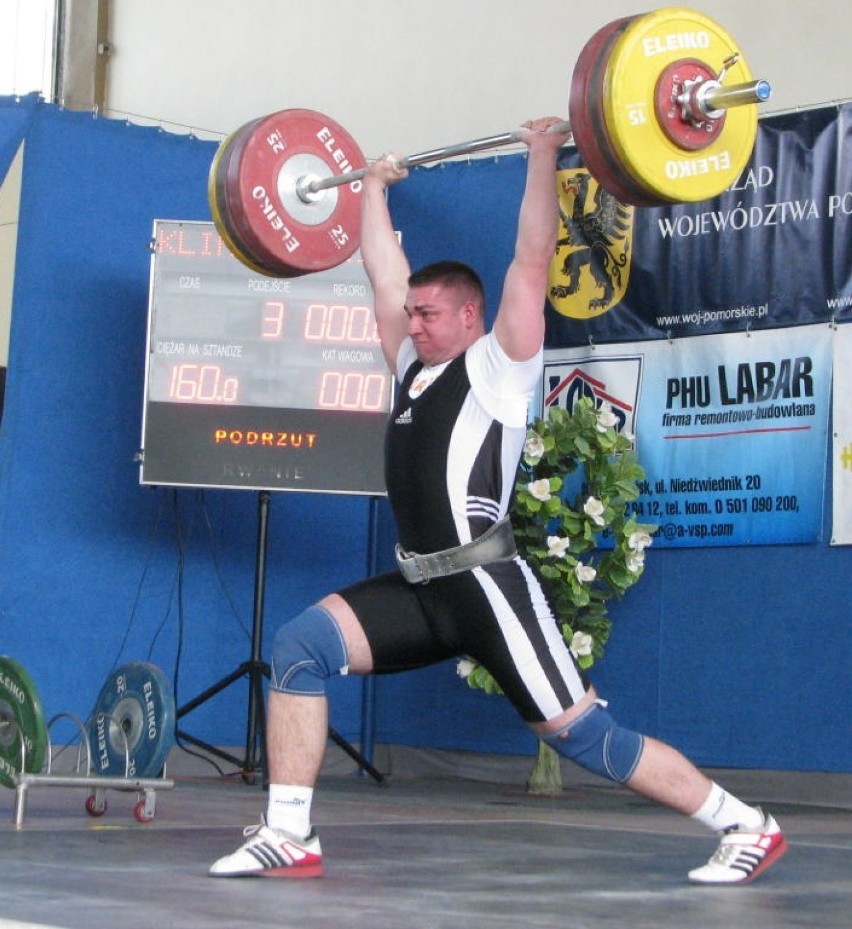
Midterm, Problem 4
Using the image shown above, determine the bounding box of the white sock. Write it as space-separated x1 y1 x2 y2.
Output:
266 784 314 838
691 782 764 833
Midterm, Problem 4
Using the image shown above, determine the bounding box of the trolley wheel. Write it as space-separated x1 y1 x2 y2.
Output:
134 799 155 823
85 794 107 817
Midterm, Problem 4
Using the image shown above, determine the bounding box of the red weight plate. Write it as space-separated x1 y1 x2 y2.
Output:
570 17 663 207
222 110 355 275
225 109 367 275
209 124 257 265
211 118 304 276
653 59 726 152
221 118 310 276
569 18 634 198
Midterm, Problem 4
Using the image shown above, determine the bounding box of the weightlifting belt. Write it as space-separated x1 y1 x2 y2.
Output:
394 516 517 585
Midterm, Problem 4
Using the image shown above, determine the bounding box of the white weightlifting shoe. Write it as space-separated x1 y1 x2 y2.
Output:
209 821 323 878
688 810 788 885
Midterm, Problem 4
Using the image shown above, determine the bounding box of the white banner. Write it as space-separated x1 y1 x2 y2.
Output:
832 324 852 545
542 324 833 547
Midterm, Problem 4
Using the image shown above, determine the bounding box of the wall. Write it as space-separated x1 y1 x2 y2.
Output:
103 0 851 152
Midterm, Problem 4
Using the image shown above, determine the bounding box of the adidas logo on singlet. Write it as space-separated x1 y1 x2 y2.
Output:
395 407 413 424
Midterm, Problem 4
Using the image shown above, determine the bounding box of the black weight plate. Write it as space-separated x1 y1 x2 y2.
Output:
569 16 659 206
584 17 670 206
209 119 290 276
89 662 176 778
0 655 47 787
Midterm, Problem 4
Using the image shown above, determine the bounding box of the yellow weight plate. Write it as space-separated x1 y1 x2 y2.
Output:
602 7 758 203
570 15 667 206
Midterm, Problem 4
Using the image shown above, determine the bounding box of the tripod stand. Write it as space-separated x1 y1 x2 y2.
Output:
176 489 384 784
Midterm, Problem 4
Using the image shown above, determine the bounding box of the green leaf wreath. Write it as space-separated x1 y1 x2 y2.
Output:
458 396 657 695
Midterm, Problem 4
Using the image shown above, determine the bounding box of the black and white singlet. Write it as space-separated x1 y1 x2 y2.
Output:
385 332 536 553
339 332 588 722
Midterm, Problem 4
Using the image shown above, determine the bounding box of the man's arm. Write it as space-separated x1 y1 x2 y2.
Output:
360 156 411 372
492 118 570 362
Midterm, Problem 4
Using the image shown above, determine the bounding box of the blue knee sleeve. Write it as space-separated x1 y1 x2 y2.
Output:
543 702 644 784
270 605 349 695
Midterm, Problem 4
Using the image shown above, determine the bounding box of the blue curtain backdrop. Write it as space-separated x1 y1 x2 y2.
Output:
0 99 382 755
0 96 849 772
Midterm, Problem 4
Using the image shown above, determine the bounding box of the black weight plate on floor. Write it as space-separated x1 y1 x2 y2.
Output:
89 662 176 778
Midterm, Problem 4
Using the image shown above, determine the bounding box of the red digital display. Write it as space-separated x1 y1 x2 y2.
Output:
164 362 389 412
168 363 240 403
318 371 388 410
140 220 390 494
303 303 380 343
145 224 391 414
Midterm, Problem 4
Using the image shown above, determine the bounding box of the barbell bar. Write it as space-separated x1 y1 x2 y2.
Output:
296 77 767 203
209 6 772 278
687 75 771 119
295 121 573 201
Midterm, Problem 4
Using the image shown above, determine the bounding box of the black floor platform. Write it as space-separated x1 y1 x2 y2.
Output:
1 763 849 929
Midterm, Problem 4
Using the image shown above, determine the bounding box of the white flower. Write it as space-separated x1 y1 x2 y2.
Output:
626 550 645 573
583 496 606 526
524 433 545 461
628 529 653 552
456 658 476 679
528 479 552 502
574 561 597 583
570 631 593 657
595 401 618 433
547 536 572 559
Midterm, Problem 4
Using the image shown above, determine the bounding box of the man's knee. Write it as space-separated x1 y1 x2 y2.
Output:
270 605 349 695
542 701 644 784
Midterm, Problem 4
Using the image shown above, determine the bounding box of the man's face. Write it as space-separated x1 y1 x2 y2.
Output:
404 283 480 366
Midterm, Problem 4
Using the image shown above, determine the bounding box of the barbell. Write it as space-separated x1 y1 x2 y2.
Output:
208 6 771 278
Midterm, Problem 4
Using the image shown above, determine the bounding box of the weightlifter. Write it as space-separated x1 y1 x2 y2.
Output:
209 116 787 885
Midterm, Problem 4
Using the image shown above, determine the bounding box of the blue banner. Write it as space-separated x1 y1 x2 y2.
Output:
541 324 832 547
545 104 852 346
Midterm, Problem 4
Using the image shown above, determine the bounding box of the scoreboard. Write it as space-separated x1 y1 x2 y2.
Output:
139 220 391 494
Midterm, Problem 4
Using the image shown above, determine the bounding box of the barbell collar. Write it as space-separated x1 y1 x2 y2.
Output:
690 78 772 121
297 120 572 201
